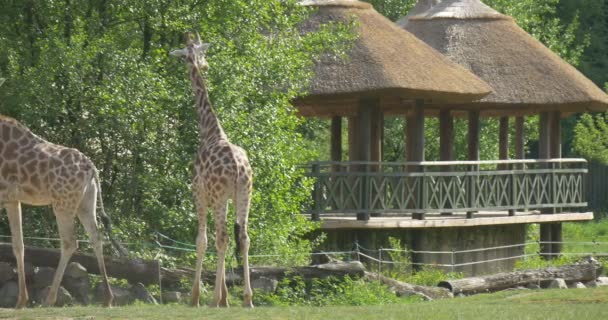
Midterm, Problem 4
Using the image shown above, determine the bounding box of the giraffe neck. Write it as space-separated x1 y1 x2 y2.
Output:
189 64 227 145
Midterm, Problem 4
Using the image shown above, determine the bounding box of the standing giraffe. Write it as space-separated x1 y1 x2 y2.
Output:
171 33 254 308
0 114 124 308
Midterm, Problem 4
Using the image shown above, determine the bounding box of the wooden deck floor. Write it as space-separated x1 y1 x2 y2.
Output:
309 211 594 230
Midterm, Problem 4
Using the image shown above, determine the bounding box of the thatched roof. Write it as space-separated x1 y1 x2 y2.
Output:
395 0 440 27
295 0 492 117
403 0 608 114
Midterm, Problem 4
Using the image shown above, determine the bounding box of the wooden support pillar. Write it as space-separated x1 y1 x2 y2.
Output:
348 116 359 164
407 100 425 220
550 111 562 257
370 108 383 163
440 109 454 216
467 111 480 219
440 110 454 161
355 99 376 221
499 117 514 216
514 116 525 160
499 117 509 162
331 116 342 163
538 112 552 259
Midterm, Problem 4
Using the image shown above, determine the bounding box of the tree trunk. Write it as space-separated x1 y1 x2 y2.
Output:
438 261 603 295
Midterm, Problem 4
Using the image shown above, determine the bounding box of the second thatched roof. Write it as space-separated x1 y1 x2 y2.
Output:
403 0 608 114
295 0 492 117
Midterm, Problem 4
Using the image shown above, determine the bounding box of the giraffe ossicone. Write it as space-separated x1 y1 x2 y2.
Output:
171 31 254 308
0 114 123 308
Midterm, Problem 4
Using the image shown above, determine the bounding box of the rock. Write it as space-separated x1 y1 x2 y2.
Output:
62 277 90 305
33 267 56 290
34 286 74 307
526 283 541 290
547 278 568 289
0 281 19 308
62 263 90 305
585 280 599 288
94 283 134 306
596 277 608 287
65 262 88 279
252 276 278 293
573 282 586 289
0 262 15 285
162 291 182 304
131 283 157 304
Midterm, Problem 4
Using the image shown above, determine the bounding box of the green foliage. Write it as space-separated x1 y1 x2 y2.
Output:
255 275 413 307
363 0 417 22
573 112 608 164
374 237 463 287
0 0 354 264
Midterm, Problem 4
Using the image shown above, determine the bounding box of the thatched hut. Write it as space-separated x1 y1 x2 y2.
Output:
403 0 608 114
402 0 608 256
295 0 492 188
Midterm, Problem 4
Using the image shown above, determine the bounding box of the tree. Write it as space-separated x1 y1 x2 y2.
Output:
0 0 354 265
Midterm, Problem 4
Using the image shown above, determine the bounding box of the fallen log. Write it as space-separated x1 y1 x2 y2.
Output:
438 261 603 295
364 272 453 300
0 243 161 285
161 261 366 287
0 244 365 287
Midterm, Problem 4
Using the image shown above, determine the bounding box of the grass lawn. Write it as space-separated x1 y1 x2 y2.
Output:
2 287 608 320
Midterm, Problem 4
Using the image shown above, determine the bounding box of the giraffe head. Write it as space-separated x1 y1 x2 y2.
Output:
170 32 211 72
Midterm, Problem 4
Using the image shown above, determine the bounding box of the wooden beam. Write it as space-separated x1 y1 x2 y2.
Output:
514 116 525 160
467 111 480 219
406 100 425 162
318 212 594 230
407 101 425 220
499 117 509 161
370 107 383 163
348 116 359 163
331 116 342 162
440 110 454 161
538 112 551 160
539 112 552 258
550 111 562 255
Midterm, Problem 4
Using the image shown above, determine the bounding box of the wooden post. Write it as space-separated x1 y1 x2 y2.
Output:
539 112 552 259
440 109 454 216
331 116 342 163
356 99 375 221
370 108 383 164
514 117 525 160
467 111 480 219
407 100 425 220
499 117 514 216
348 116 359 164
550 111 562 257
440 110 454 161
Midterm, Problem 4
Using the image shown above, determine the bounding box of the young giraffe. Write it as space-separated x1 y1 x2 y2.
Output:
171 33 254 308
0 115 123 308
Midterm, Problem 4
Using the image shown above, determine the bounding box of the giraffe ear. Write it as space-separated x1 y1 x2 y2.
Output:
169 48 187 57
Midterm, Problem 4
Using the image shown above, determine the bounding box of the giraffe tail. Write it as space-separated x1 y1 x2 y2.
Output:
94 168 130 258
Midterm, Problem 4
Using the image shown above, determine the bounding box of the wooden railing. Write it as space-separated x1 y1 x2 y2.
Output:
304 159 588 220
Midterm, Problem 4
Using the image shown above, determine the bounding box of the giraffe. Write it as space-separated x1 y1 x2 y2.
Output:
0 114 124 308
170 32 254 308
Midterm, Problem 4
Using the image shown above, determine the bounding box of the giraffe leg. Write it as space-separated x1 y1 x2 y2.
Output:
45 205 77 307
211 201 229 308
5 201 29 309
191 193 208 307
236 186 253 308
77 180 114 307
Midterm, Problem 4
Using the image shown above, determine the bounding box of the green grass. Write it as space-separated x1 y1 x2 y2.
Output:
2 287 608 320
